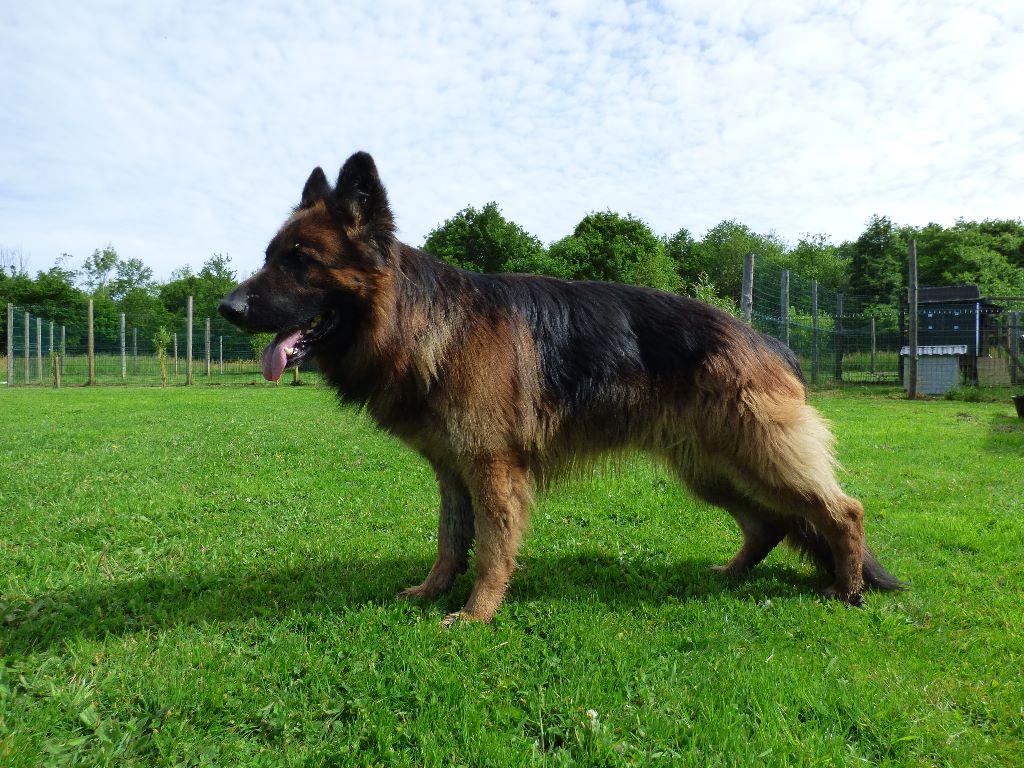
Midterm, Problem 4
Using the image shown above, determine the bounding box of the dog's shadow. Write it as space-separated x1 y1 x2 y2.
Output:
1 553 822 654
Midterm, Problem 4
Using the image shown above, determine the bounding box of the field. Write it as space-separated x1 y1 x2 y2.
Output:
1 387 1022 766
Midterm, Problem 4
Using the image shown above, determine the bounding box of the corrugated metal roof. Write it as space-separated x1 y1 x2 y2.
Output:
899 345 969 356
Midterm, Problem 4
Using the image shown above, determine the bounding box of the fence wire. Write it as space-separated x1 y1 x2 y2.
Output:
749 261 1022 389
4 279 1022 388
3 302 318 387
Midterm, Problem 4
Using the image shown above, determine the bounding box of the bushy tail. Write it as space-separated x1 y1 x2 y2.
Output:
785 519 907 591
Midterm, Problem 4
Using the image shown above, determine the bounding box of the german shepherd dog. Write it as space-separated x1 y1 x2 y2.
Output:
219 152 903 625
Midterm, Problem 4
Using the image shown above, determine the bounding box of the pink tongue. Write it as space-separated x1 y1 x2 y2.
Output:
261 329 303 382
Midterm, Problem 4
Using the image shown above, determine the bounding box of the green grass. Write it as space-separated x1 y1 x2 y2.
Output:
1 388 1022 766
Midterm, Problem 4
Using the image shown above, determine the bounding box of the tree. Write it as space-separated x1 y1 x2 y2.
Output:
109 257 155 303
783 233 849 293
549 211 680 291
915 219 1024 296
423 203 549 275
686 220 785 301
848 215 906 307
79 246 120 296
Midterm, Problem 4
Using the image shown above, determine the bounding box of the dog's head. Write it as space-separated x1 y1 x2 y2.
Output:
219 152 395 381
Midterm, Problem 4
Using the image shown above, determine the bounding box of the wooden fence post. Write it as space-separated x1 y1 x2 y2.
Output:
5 304 12 386
811 280 819 385
741 252 754 324
186 296 193 386
908 240 919 400
35 316 42 383
1010 311 1021 386
53 351 61 388
120 313 127 383
780 269 790 347
24 311 30 384
870 316 876 376
834 294 843 383
87 300 96 385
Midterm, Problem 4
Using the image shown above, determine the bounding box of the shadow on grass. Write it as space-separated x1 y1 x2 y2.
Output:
1 552 825 655
983 412 1024 455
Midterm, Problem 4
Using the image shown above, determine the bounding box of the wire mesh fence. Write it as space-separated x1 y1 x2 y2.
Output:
3 301 320 387
3 274 1021 390
748 259 1023 390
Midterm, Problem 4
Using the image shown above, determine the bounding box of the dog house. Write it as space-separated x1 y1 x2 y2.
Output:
900 344 967 395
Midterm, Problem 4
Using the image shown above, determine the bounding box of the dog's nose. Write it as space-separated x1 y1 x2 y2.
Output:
218 292 249 324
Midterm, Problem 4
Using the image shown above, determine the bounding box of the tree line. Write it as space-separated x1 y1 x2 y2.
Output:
3 209 1023 348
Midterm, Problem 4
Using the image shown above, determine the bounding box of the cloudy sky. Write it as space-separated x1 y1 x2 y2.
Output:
1 1 1021 280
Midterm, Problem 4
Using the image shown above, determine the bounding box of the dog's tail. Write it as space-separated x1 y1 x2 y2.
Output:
785 518 907 591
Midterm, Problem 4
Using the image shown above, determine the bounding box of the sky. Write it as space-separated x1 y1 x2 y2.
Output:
1 1 1022 281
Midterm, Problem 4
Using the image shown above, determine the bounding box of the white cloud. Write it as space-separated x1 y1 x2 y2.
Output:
1 0 1022 280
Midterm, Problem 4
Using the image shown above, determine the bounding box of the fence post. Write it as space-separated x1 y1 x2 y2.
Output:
174 332 179 378
205 318 211 377
811 280 819 385
49 321 54 357
219 336 223 375
186 296 193 385
1010 311 1020 386
120 313 127 383
908 240 919 400
870 317 876 376
133 327 138 375
834 294 843 383
87 300 96 385
780 269 790 347
24 311 30 384
5 304 12 386
60 325 65 377
741 252 754 323
53 350 61 388
35 316 42 383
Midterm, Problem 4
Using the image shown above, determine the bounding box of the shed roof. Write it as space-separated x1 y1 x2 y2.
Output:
918 285 981 303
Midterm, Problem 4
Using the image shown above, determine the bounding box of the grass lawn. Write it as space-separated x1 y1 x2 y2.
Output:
1 386 1022 766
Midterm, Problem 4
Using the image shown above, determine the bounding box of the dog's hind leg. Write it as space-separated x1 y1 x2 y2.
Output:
443 455 532 626
398 467 475 602
674 464 787 576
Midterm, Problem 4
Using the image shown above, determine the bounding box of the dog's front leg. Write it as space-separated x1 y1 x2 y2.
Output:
442 455 531 626
398 468 474 602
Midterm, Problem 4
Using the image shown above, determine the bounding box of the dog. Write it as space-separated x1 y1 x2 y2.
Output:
219 151 903 625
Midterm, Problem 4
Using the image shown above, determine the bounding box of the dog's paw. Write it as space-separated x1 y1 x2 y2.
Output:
820 585 865 607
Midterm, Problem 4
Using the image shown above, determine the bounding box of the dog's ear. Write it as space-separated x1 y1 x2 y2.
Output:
333 152 395 255
299 167 331 209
